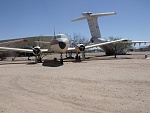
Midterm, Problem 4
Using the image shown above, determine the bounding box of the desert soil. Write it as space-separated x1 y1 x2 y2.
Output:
0 52 150 113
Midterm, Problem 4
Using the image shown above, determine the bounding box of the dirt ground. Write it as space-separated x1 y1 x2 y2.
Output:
0 52 150 113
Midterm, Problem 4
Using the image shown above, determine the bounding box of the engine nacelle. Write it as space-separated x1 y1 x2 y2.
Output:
75 44 85 52
32 46 41 56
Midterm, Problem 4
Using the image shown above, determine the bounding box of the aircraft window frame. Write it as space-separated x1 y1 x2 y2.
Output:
56 35 61 39
61 35 67 38
53 35 67 39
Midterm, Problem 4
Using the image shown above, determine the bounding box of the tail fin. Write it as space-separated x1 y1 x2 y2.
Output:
71 12 116 39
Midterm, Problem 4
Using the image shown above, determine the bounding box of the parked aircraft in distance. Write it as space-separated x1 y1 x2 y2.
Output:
71 12 150 55
0 39 27 47
0 34 127 64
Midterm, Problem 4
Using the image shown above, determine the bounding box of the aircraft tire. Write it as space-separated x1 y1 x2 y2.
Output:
60 59 63 65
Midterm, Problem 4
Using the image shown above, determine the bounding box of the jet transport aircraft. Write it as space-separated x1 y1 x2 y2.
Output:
0 34 127 64
72 12 150 55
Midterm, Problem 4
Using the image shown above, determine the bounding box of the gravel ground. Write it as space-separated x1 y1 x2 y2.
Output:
0 52 150 113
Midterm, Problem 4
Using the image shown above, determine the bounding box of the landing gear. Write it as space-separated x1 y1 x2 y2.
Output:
54 57 58 61
75 53 81 61
38 57 42 63
65 52 73 59
81 51 85 61
28 56 31 60
60 59 63 65
12 56 16 61
60 53 63 65
66 52 68 58
35 56 42 63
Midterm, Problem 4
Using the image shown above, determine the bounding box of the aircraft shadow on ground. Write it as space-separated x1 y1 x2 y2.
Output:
85 54 133 60
42 60 63 67
0 61 29 65
64 57 87 63
71 60 86 63
26 62 40 65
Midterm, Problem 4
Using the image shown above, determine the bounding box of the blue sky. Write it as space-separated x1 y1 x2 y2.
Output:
0 0 150 43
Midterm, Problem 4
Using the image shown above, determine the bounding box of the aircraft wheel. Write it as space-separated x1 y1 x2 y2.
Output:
54 58 57 61
60 59 63 65
39 57 42 63
78 56 81 61
75 56 78 61
35 59 38 64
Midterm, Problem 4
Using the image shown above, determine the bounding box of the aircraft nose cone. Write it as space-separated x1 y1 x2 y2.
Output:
59 42 66 49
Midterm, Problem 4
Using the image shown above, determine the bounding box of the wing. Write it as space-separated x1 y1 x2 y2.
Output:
67 47 76 51
116 40 150 46
0 47 33 53
130 41 150 46
131 41 150 43
67 38 128 52
85 39 128 49
40 49 48 53
0 47 48 53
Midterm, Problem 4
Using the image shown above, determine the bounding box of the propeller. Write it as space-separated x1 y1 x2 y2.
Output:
25 40 42 63
72 43 86 60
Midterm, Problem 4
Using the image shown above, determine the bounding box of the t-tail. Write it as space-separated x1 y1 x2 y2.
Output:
71 12 116 43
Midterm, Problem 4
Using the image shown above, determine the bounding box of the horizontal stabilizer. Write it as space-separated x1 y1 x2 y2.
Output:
91 12 116 17
71 12 116 22
71 16 87 22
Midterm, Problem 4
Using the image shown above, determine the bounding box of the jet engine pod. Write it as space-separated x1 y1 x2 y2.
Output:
33 47 41 56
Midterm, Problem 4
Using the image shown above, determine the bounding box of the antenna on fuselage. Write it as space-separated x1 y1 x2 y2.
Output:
54 25 56 37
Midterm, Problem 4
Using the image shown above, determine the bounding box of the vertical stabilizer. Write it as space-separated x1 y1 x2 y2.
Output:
71 12 116 39
87 17 101 38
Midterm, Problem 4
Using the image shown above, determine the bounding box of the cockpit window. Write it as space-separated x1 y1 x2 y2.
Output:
53 34 67 40
61 35 67 38
56 35 61 38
